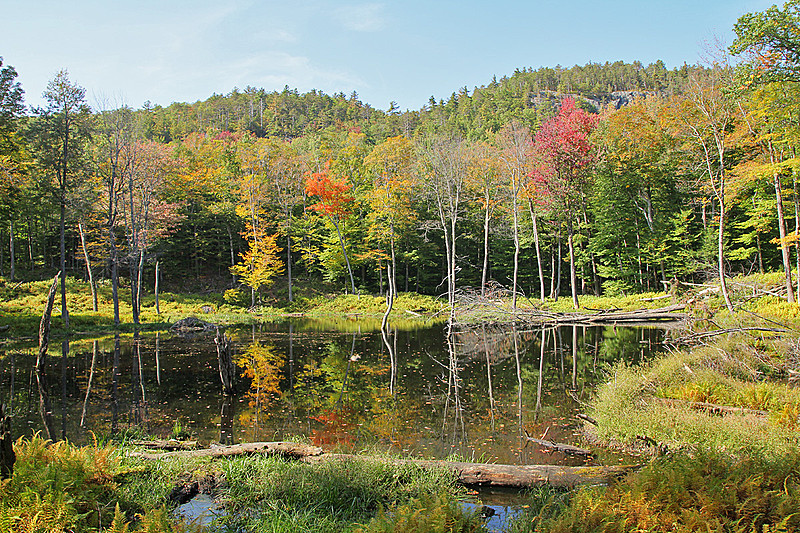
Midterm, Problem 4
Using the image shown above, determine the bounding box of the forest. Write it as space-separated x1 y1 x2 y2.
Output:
5 3 800 533
1 6 799 324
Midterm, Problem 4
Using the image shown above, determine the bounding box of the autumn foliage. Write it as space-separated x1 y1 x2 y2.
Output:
533 97 599 190
305 160 354 218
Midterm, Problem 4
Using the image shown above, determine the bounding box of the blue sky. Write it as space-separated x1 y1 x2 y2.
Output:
1 0 777 112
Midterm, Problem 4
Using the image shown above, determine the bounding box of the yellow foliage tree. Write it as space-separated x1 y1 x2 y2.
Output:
230 223 284 306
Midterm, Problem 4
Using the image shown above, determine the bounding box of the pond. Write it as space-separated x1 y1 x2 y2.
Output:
0 318 665 466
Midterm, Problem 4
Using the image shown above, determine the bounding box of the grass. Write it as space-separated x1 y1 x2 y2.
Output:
1 435 476 532
218 452 465 531
586 339 800 458
356 492 488 533
0 276 446 339
510 451 800 532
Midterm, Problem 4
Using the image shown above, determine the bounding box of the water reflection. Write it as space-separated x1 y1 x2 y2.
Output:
0 321 664 465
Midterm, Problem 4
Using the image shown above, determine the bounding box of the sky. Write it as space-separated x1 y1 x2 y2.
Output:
0 0 778 113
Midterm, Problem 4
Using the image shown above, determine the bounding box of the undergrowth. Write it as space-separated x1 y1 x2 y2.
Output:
0 434 192 532
517 451 800 532
219 453 464 531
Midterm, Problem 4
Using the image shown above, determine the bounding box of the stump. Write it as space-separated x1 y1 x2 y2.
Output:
215 328 235 396
0 404 14 479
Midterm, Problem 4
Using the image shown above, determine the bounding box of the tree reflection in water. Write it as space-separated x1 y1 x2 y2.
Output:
0 321 663 465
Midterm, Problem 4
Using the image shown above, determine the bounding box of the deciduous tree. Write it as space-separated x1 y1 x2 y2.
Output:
533 98 598 308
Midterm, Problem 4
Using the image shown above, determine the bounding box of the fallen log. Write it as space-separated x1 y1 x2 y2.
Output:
130 441 634 488
130 439 200 451
510 304 687 326
639 294 672 302
303 454 635 488
675 327 790 344
523 430 593 456
129 441 324 461
576 413 598 426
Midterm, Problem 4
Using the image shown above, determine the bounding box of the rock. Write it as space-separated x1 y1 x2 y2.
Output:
170 316 216 334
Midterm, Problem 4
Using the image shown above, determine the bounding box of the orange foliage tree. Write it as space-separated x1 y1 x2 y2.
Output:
305 160 357 294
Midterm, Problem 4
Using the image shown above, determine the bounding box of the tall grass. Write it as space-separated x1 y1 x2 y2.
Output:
218 453 464 531
516 451 800 532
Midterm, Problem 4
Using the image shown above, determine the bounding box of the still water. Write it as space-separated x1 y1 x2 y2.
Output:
0 318 664 466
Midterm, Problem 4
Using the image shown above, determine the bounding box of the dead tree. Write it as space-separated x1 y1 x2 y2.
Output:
36 273 59 440
215 328 235 396
0 404 14 479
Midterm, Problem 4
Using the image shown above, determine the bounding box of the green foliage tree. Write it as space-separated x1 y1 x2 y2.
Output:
731 0 800 84
28 70 92 327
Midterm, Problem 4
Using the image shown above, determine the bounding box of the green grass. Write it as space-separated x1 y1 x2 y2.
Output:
356 492 488 533
0 276 445 339
218 452 464 531
586 342 800 458
2 436 474 533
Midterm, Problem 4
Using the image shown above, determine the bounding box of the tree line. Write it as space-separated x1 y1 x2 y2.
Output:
1 1 799 325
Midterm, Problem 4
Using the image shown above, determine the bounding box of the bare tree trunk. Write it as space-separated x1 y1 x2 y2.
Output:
718 194 734 312
772 150 795 302
553 228 562 301
78 222 98 312
8 221 14 282
287 234 293 302
136 248 145 318
227 224 236 286
512 198 520 310
378 258 384 296
528 200 545 302
481 199 491 298
794 172 800 297
332 218 356 296
382 262 394 330
154 261 160 315
567 217 579 309
59 198 69 328
27 217 33 272
0 404 13 479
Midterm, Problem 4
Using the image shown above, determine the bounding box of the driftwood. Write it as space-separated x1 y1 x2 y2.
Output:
639 294 672 302
132 441 633 488
130 439 200 451
523 430 593 456
657 398 769 417
129 441 324 461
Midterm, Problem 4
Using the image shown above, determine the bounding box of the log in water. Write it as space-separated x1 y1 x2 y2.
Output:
131 441 636 488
